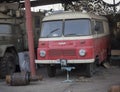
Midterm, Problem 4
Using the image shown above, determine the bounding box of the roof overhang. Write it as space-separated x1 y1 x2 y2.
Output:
0 0 78 7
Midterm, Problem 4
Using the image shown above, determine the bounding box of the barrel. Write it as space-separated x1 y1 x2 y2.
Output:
6 72 30 86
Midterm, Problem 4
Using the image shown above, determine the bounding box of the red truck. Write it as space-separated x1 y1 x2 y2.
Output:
35 11 110 77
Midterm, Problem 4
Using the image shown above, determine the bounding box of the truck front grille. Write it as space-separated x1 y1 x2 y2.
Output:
49 49 76 56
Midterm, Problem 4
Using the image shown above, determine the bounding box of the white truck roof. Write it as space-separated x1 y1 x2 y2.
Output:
43 11 107 21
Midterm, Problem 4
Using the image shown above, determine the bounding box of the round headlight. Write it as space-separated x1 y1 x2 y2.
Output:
40 50 46 57
79 49 86 56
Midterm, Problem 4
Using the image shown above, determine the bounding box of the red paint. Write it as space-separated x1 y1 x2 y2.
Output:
25 0 36 76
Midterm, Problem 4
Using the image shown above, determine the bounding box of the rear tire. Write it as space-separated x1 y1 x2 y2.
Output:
0 52 16 78
47 65 56 77
86 63 94 77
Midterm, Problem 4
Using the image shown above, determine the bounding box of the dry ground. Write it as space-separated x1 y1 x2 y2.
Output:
0 65 120 92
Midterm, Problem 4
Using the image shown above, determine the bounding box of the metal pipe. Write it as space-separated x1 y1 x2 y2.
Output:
25 0 36 76
113 0 116 12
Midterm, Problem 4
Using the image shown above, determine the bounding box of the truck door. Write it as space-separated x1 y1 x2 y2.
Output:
91 20 97 58
93 20 105 62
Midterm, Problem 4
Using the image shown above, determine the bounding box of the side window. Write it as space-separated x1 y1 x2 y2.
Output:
95 21 104 34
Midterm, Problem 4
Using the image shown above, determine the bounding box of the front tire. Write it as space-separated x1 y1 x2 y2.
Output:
86 63 95 77
0 52 16 78
47 65 56 77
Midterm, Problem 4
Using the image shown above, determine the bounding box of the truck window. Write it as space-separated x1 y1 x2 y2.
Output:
41 21 62 38
95 21 104 34
0 24 12 34
64 19 91 36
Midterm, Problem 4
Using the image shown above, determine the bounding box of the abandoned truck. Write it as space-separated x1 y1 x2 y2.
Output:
0 11 44 78
35 11 110 77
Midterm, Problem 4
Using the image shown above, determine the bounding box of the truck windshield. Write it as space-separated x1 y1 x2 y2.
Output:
64 19 90 36
40 19 91 38
0 24 12 34
41 21 62 38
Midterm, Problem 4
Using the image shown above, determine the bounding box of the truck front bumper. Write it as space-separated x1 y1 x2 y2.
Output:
35 59 95 64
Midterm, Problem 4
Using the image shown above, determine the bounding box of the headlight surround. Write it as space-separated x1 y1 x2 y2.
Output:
79 49 86 56
40 50 46 57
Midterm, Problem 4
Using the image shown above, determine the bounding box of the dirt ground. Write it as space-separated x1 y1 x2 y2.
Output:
0 65 120 92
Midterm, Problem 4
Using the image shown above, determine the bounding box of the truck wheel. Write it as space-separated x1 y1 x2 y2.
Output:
85 63 94 77
47 65 56 77
0 52 16 78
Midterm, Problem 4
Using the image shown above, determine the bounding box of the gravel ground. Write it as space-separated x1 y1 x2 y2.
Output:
0 65 120 92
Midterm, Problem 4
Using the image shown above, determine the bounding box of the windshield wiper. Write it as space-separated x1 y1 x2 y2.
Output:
64 33 80 36
47 28 60 37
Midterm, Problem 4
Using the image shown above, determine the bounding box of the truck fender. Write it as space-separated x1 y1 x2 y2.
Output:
0 44 14 57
